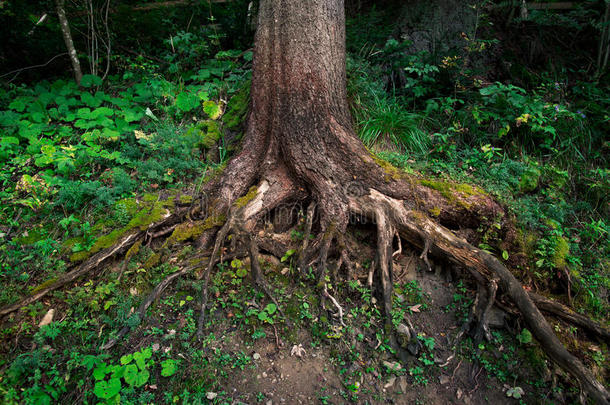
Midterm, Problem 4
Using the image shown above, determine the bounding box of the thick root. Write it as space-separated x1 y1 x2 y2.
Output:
349 189 610 404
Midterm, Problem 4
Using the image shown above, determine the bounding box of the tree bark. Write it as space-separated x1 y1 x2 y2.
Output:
56 0 83 85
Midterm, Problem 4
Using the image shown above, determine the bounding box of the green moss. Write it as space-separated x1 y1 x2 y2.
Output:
62 236 83 251
428 207 441 217
70 200 168 263
70 250 91 263
222 81 250 130
201 120 221 148
13 229 45 245
519 167 541 193
372 154 404 182
142 193 158 203
125 240 142 261
179 194 194 204
115 198 139 216
551 236 570 269
30 277 58 294
234 186 258 208
144 252 161 270
166 221 205 246
420 179 486 209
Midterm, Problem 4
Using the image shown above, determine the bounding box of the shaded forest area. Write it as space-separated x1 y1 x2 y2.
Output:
0 0 608 404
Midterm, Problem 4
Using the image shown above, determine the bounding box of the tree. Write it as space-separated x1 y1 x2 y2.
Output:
56 0 83 84
167 1 610 401
2 0 608 401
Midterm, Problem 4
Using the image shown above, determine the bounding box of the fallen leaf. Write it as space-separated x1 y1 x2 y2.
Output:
38 309 55 327
290 344 306 358
408 304 422 313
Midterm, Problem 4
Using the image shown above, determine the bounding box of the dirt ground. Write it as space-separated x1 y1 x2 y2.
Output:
200 253 524 405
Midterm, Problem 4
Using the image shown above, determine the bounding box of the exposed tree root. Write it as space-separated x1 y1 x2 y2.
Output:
102 265 191 350
0 231 144 317
349 189 609 403
529 291 610 342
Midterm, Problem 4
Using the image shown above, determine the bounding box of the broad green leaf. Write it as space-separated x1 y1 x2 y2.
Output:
175 92 200 112
123 364 139 386
90 107 114 118
264 303 277 315
81 92 102 107
160 359 177 377
257 311 269 321
203 100 221 119
1 136 19 146
9 98 26 112
93 378 121 399
80 74 103 88
122 109 143 122
93 363 109 380
133 369 149 388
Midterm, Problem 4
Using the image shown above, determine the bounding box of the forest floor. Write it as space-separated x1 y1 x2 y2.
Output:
202 258 516 405
2 204 572 404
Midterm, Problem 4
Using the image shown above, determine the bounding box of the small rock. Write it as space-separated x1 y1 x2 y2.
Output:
456 388 463 400
398 377 407 393
397 323 411 337
384 376 396 389
253 352 261 360
383 361 402 372
281 267 289 275
262 372 268 378
38 309 55 327
206 392 217 400
439 375 450 385
407 340 421 356
272 378 277 383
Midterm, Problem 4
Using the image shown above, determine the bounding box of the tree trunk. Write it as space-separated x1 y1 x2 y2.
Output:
56 0 83 85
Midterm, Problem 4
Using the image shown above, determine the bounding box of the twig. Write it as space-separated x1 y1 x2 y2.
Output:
0 53 68 82
323 288 346 327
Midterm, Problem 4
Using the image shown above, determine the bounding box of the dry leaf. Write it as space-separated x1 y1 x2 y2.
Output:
38 309 55 327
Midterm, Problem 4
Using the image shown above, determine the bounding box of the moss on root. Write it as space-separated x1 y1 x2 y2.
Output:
419 179 487 209
125 240 142 261
551 236 570 269
371 154 405 182
164 214 226 247
428 207 441 217
69 195 171 263
30 277 59 294
143 252 161 270
234 186 258 209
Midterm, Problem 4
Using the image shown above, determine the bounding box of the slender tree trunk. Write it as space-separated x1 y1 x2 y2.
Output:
56 0 83 84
